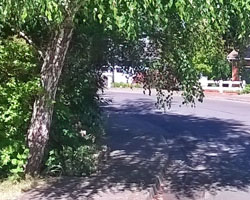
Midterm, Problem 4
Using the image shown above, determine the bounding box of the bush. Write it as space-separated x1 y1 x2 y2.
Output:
0 37 40 180
45 26 105 176
46 146 100 176
112 82 132 88
0 26 107 179
242 84 250 94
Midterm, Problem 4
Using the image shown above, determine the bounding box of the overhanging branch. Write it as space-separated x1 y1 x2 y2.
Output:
18 31 45 60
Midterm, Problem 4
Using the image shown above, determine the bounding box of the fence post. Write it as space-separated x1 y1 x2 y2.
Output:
242 80 246 89
107 75 112 88
219 80 223 93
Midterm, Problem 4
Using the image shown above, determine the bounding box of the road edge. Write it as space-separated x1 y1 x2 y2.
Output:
146 135 169 200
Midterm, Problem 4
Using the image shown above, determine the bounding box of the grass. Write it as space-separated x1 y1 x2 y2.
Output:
112 82 131 88
0 177 57 200
112 82 142 88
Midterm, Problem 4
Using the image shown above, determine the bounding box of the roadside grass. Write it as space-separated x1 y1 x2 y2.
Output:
0 177 57 200
112 82 142 88
242 84 250 94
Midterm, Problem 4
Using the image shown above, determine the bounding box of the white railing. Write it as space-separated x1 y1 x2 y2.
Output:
199 77 246 93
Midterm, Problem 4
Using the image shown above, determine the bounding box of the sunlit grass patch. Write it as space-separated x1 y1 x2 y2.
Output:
0 177 56 200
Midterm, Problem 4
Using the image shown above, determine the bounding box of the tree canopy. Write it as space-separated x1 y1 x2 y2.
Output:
1 0 250 177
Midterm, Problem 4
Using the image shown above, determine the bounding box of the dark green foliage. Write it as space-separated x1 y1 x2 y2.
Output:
0 31 106 179
0 37 40 179
46 25 105 176
242 68 250 84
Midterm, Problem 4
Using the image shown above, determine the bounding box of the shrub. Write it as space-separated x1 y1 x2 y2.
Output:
45 27 105 176
242 84 250 94
0 37 40 180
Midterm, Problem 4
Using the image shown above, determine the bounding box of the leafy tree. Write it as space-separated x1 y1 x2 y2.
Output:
1 0 77 175
1 0 250 176
192 39 231 80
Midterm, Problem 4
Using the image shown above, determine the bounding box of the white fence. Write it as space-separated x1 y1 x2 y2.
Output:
199 77 246 93
102 67 134 88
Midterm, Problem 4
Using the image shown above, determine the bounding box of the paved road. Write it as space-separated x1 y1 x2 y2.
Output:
108 90 250 200
103 90 250 200
20 90 250 200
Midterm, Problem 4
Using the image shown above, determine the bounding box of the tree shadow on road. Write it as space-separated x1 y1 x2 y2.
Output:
158 114 250 199
21 97 250 200
105 97 250 199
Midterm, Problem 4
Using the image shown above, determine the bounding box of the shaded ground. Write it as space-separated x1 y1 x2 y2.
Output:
20 90 250 200
159 114 250 199
20 93 168 200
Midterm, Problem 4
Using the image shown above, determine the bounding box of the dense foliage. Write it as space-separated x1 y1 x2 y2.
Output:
192 40 231 80
0 26 107 179
0 37 40 179
46 24 106 176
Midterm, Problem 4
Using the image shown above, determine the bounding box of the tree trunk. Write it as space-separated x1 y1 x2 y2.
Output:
25 19 73 176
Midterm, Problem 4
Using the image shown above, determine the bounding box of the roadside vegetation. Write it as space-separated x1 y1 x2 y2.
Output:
112 82 142 88
1 0 250 198
242 84 250 94
0 37 40 180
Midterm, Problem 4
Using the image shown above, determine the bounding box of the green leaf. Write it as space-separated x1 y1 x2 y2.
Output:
11 159 18 165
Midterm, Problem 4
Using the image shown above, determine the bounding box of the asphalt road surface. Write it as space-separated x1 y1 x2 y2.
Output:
103 89 250 200
20 89 250 200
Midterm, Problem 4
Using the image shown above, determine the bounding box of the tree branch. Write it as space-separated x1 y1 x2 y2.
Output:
18 31 45 60
5 22 45 60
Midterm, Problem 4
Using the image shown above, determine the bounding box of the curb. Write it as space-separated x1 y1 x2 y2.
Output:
106 88 157 95
146 135 169 200
147 171 168 200
205 96 250 104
